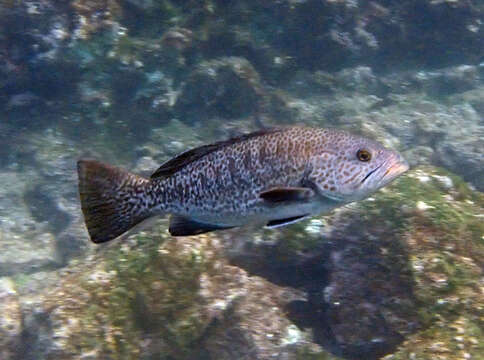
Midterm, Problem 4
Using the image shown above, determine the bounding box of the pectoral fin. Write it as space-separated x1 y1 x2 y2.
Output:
266 214 310 228
260 187 314 203
169 215 234 236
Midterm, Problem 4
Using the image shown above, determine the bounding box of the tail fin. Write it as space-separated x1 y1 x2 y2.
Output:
77 159 152 243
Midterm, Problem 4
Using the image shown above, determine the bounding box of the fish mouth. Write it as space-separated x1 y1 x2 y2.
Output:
359 155 409 189
381 158 409 181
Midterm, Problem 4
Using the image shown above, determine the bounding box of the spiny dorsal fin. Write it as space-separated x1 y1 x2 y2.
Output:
260 187 315 203
151 128 282 179
169 215 234 236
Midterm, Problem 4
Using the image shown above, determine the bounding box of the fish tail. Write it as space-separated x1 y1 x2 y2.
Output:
77 159 153 243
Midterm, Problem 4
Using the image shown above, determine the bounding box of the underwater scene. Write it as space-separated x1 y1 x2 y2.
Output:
0 1 483 359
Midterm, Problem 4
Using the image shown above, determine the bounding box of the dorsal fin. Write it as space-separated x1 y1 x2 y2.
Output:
151 128 281 179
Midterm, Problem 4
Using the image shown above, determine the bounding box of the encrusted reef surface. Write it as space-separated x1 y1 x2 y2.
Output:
9 166 484 360
224 166 483 360
0 0 483 359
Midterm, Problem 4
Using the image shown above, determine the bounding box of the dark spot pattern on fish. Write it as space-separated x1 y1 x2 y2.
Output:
151 128 282 179
78 126 409 242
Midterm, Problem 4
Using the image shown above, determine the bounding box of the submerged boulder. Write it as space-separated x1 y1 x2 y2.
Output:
175 56 267 123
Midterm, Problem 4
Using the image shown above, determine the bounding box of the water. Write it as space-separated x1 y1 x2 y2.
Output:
0 1 483 359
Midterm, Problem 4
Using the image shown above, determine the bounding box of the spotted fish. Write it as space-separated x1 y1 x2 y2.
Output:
77 126 409 243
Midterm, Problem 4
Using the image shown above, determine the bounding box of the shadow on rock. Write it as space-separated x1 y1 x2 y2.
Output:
228 216 418 360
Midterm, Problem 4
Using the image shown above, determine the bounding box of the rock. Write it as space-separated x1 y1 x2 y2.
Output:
0 229 59 277
0 170 61 276
426 101 484 190
0 125 96 275
330 167 483 359
118 0 182 37
136 119 204 163
0 1 80 99
230 0 483 72
6 163 483 360
450 86 484 118
224 165 483 359
0 277 22 359
23 128 89 260
132 155 159 176
334 66 380 94
161 27 194 52
338 92 484 191
123 0 155 10
408 65 481 98
70 0 122 40
17 227 323 359
6 92 44 110
175 57 267 123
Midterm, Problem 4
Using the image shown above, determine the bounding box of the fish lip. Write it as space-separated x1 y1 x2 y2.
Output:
381 157 409 181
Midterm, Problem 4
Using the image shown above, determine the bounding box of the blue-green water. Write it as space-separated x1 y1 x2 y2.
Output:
0 1 482 359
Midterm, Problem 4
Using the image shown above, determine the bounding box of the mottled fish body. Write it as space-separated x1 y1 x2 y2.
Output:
78 126 408 243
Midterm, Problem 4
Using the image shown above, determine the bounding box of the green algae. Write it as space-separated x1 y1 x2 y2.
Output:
383 314 484 360
103 232 210 358
358 166 484 360
261 165 483 359
360 166 483 259
253 219 326 263
43 226 218 359
104 231 208 357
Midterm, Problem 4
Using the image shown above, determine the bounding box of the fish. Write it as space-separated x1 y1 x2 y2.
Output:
77 126 409 243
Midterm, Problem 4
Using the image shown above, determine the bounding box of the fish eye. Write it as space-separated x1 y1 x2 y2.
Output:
357 149 371 162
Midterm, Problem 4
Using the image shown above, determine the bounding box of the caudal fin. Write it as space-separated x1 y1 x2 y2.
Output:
77 159 152 243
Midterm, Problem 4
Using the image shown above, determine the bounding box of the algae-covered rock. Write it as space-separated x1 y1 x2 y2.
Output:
31 231 214 359
175 56 267 123
0 169 62 276
3 161 482 360
71 0 122 39
325 166 483 359
224 165 483 359
19 224 322 360
0 277 22 359
374 167 484 360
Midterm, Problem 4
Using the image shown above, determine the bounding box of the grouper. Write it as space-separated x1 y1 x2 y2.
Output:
77 126 409 243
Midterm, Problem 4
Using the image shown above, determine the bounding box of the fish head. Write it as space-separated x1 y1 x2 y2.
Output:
310 132 409 202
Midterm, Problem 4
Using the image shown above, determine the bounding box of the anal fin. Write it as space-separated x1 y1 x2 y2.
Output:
266 214 310 229
169 215 234 236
